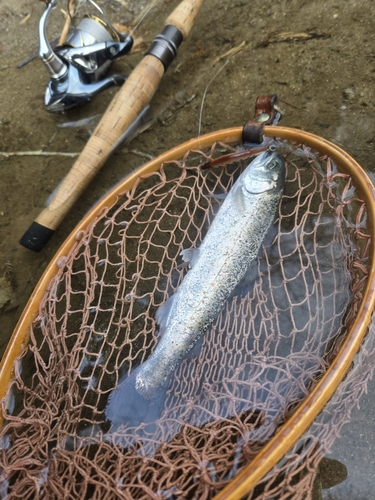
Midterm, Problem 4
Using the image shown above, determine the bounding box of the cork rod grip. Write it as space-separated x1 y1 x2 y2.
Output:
165 0 204 39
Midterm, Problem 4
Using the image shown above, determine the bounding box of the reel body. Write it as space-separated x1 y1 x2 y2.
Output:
39 0 133 112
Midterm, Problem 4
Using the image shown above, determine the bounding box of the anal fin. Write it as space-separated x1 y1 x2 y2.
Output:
180 247 200 268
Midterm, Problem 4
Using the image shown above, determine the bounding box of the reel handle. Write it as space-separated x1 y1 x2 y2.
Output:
20 0 204 251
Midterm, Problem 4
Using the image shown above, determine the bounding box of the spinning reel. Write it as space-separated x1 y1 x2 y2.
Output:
39 0 133 112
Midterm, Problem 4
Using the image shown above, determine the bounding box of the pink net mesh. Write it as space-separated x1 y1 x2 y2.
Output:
0 140 373 499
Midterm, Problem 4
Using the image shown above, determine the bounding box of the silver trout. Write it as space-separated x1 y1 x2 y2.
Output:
106 150 285 428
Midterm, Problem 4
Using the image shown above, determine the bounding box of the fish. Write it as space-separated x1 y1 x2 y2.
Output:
105 149 286 429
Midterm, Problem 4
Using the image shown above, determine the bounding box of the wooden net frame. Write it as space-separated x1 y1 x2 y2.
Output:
1 127 375 499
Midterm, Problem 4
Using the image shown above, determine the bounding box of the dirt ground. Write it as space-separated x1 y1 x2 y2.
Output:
0 0 375 498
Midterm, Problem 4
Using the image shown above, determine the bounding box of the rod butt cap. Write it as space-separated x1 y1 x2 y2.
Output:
20 222 55 252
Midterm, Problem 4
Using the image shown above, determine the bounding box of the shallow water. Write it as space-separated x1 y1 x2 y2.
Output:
0 0 375 498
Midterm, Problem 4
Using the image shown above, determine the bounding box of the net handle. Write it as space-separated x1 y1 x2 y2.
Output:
2 127 375 499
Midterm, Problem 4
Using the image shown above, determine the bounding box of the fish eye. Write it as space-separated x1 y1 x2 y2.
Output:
268 160 278 169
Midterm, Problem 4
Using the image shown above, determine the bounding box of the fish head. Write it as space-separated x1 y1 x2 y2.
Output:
242 151 285 195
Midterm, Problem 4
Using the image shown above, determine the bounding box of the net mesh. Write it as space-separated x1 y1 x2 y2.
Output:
0 140 374 499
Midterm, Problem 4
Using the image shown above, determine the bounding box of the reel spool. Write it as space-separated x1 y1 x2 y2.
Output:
1 122 375 499
39 0 133 112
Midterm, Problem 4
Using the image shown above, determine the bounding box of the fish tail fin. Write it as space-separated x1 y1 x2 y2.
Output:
105 367 166 431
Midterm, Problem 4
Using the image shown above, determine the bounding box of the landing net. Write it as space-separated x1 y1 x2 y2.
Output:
1 134 374 499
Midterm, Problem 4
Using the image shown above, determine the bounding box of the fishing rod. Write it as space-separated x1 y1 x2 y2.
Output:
20 0 204 252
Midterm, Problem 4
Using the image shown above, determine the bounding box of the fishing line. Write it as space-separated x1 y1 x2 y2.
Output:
74 0 161 34
198 59 229 139
86 0 106 14
131 0 162 34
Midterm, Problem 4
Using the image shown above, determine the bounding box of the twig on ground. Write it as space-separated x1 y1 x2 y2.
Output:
0 151 80 158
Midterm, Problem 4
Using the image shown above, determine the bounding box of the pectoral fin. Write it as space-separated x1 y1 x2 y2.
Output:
180 248 200 268
206 192 227 201
232 184 247 213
